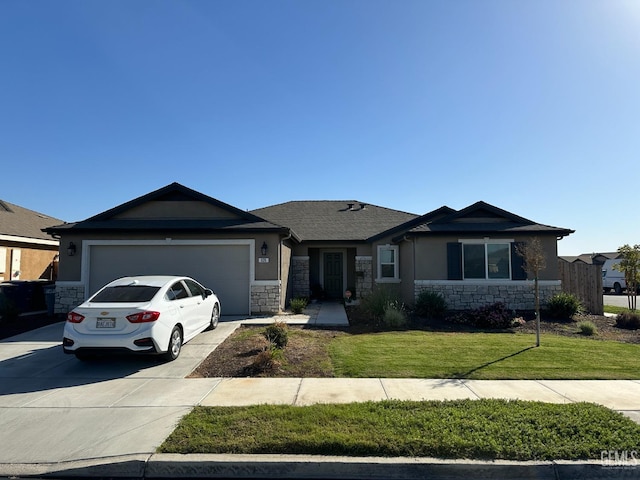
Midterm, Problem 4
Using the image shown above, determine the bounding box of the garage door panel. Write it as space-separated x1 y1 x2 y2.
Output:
89 245 250 315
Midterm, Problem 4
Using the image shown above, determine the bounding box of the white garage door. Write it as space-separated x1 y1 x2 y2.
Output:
88 244 251 315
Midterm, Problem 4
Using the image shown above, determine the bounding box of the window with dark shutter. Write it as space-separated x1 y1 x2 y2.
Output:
447 242 463 280
511 242 527 280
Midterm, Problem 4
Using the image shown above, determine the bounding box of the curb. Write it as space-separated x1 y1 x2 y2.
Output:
2 454 638 479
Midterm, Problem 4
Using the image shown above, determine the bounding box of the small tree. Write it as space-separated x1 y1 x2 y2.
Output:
516 237 547 347
613 244 640 312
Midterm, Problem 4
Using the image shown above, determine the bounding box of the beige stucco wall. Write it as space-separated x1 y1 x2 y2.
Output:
0 244 58 281
280 241 292 309
370 235 414 303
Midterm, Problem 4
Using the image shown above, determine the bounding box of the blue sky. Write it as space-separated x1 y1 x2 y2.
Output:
1 0 639 256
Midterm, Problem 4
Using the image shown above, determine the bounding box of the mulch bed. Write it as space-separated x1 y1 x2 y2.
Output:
188 326 347 378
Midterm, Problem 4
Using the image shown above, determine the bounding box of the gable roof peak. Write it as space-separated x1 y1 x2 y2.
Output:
436 201 535 225
85 182 265 223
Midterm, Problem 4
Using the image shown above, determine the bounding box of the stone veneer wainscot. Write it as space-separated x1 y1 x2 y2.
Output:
54 283 86 315
415 280 562 311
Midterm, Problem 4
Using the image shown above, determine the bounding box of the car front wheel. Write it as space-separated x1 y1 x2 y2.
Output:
164 326 183 361
209 304 220 330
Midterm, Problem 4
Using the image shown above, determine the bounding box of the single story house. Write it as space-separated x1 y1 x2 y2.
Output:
1 199 62 281
44 183 574 315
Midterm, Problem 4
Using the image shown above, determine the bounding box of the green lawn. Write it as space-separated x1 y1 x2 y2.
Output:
159 400 640 460
329 332 640 379
603 305 634 315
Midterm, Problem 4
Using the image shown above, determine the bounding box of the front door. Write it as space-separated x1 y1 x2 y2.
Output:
323 252 343 298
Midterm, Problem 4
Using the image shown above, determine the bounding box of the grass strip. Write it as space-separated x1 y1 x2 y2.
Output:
159 400 640 460
604 305 634 315
328 332 640 379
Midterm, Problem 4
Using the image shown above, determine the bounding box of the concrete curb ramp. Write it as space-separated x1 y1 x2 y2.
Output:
1 454 636 479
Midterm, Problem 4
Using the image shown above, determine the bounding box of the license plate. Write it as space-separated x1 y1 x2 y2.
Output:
96 318 116 328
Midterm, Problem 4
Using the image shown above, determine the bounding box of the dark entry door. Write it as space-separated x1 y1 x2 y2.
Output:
323 252 343 298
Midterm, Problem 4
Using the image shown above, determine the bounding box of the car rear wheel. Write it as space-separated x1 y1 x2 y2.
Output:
164 326 183 361
209 304 220 330
614 283 623 295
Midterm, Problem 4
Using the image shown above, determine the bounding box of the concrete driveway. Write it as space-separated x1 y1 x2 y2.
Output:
0 320 239 463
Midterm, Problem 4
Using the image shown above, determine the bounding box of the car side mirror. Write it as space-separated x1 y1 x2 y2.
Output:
204 288 214 298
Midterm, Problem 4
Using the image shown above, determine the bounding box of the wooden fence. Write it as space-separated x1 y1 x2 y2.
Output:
557 259 603 315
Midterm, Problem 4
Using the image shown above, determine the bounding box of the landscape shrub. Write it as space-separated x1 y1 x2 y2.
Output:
415 290 447 319
263 321 289 349
289 297 308 314
360 286 402 321
546 292 582 319
382 301 407 328
577 321 597 336
454 302 514 329
247 347 282 374
615 312 640 330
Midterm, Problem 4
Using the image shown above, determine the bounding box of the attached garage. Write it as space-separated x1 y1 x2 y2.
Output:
86 241 252 315
45 183 297 316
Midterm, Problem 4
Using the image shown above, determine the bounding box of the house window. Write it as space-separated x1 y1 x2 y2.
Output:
462 241 511 280
377 245 399 280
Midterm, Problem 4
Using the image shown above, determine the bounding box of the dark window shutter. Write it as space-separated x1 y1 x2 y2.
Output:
447 242 463 280
511 242 527 280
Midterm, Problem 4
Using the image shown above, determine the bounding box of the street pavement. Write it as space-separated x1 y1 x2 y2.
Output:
604 292 638 308
0 303 639 478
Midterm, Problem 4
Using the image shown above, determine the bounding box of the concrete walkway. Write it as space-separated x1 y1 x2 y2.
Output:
0 301 639 478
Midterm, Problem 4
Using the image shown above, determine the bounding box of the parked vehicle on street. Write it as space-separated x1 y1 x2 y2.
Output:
602 259 629 295
63 275 220 361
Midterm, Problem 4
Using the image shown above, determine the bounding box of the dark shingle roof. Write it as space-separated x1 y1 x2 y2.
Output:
44 183 293 237
396 201 574 239
251 201 419 241
0 200 64 242
46 218 286 234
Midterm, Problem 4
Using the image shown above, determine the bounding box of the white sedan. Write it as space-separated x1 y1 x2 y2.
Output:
63 275 221 361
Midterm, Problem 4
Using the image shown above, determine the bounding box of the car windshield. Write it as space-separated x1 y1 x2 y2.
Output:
91 285 160 303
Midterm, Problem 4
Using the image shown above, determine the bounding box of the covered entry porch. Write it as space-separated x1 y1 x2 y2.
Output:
290 247 373 301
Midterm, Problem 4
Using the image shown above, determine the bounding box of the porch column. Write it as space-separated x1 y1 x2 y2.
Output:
291 256 310 298
355 256 373 299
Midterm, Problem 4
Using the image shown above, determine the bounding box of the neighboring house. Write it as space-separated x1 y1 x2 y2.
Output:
0 200 62 281
44 183 574 315
559 252 619 265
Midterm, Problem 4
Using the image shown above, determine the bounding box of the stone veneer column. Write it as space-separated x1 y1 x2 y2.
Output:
251 283 281 314
291 256 310 299
54 283 86 315
355 256 373 299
